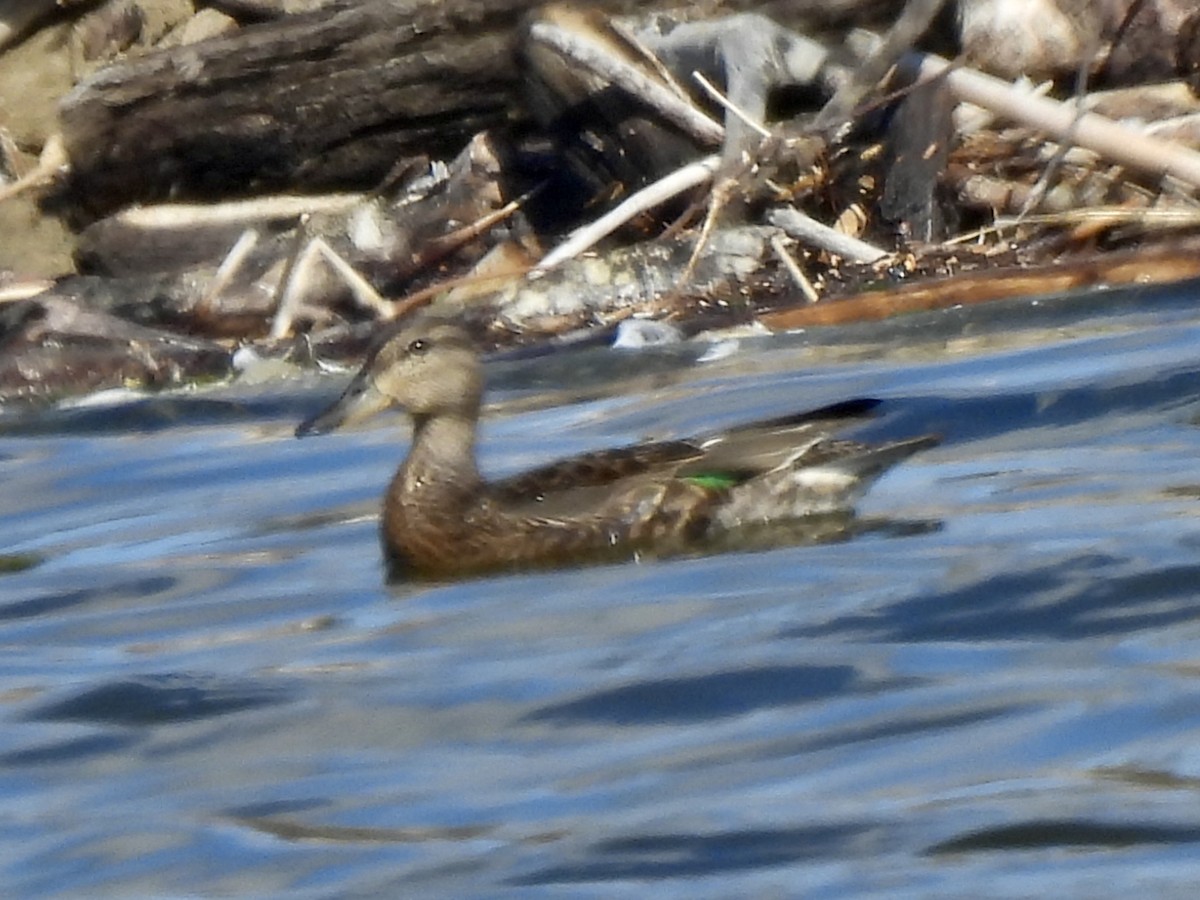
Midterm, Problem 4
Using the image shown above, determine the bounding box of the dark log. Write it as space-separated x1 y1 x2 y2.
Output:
56 0 546 220
879 72 956 243
55 0 903 221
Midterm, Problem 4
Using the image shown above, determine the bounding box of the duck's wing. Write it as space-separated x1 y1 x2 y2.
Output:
489 399 888 518
680 398 884 480
489 439 705 517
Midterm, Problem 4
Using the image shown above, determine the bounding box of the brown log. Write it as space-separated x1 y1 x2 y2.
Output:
759 240 1200 330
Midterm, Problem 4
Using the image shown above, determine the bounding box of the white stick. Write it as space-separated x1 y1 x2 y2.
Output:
771 233 820 303
199 228 259 311
692 71 771 141
532 155 721 274
915 52 1200 191
767 207 890 264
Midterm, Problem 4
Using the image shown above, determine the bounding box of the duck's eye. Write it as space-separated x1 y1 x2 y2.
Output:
407 338 429 355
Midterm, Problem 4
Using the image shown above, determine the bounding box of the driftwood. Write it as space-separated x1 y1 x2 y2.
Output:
912 50 1200 191
54 0 903 220
57 0 539 219
0 294 231 402
463 224 781 335
13 0 1200 407
759 239 1200 330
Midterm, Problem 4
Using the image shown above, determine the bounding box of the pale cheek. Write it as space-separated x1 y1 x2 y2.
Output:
378 372 411 397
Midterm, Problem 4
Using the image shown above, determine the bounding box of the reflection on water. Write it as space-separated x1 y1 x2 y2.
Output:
3 284 1200 896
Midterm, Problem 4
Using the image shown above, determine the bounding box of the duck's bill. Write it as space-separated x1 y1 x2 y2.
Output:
295 374 390 437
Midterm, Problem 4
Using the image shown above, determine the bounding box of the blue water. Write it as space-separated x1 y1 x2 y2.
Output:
3 281 1200 897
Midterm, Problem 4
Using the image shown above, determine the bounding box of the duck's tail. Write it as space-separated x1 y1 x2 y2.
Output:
715 433 939 528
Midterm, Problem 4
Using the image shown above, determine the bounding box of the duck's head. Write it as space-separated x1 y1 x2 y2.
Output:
296 319 483 436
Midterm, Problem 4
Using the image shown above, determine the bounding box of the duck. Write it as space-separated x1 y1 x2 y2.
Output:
296 318 937 578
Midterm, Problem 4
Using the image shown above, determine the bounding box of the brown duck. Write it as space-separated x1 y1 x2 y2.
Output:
296 319 937 577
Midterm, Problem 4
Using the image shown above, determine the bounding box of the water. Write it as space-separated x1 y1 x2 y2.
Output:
3 280 1200 897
